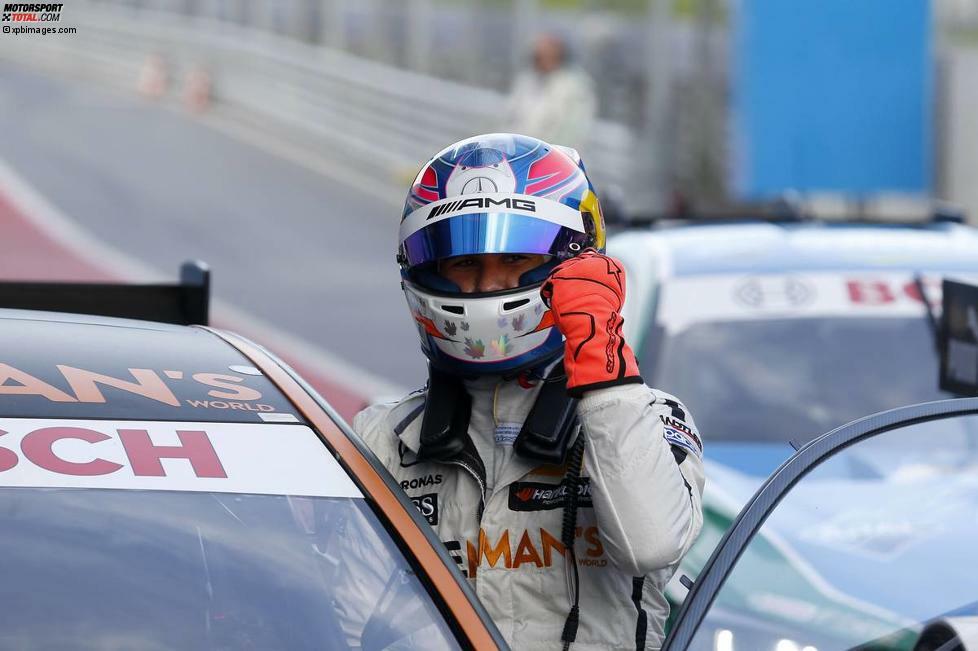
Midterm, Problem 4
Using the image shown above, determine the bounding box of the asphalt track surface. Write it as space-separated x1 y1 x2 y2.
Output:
0 64 429 413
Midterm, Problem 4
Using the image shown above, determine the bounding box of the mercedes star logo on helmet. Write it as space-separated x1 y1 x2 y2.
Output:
461 177 499 194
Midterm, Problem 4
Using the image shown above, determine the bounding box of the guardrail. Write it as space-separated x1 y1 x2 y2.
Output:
0 2 642 209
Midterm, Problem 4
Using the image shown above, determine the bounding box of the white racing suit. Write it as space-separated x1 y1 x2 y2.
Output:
354 376 705 651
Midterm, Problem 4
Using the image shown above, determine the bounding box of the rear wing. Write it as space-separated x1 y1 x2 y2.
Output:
0 260 210 326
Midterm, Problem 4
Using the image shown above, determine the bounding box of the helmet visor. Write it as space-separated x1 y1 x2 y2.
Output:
400 212 587 268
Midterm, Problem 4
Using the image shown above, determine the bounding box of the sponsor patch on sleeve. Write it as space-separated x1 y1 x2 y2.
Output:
660 415 703 459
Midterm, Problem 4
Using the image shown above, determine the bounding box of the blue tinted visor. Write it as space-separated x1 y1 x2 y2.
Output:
401 213 583 267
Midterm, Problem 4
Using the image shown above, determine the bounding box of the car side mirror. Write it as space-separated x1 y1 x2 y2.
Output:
940 278 978 397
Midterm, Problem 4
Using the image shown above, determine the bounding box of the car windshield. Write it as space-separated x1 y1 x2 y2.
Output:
0 417 459 650
0 487 458 650
648 317 953 444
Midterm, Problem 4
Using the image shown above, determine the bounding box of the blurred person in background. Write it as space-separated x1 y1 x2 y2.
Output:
354 133 704 650
503 33 598 151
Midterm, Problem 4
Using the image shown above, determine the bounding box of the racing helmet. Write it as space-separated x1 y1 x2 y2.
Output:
397 133 606 376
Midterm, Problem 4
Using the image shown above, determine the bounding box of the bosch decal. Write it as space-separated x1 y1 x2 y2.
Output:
508 477 592 512
658 272 978 335
0 419 361 498
0 425 226 478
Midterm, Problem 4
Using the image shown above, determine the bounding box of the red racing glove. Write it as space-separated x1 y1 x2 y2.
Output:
540 249 642 397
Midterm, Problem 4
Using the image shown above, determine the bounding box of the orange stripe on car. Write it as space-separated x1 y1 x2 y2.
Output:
208 328 499 650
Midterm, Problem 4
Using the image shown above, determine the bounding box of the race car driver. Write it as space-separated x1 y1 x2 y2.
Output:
354 133 704 650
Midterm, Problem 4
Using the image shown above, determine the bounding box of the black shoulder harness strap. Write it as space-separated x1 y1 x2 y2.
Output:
411 362 580 465
513 361 580 465
417 366 471 461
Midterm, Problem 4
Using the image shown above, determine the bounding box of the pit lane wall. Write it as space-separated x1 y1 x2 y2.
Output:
0 1 635 211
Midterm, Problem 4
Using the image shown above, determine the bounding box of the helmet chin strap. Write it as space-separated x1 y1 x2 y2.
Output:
500 348 562 382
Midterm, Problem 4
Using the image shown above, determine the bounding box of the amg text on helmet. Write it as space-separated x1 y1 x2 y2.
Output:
427 197 536 220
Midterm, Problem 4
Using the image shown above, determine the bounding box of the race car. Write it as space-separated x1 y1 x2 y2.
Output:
608 209 978 650
0 263 505 650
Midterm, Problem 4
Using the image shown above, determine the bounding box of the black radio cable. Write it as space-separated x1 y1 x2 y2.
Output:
560 431 586 651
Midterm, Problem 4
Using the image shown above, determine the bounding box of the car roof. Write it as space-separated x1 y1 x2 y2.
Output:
610 221 978 278
0 308 304 423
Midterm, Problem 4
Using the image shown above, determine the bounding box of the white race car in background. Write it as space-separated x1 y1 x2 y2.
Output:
609 212 978 650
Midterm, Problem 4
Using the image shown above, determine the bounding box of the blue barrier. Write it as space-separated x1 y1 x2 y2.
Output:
732 0 932 197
